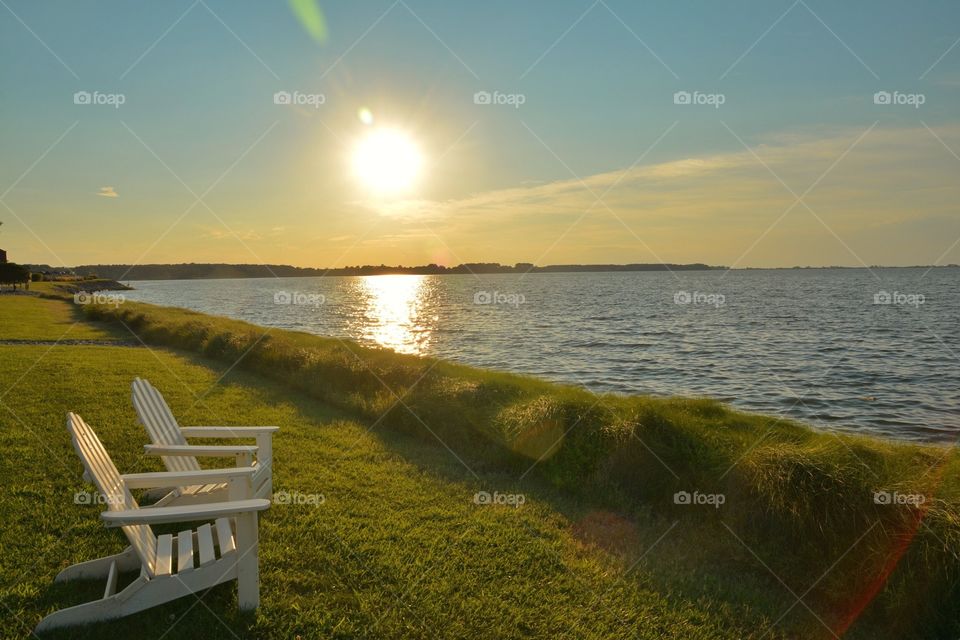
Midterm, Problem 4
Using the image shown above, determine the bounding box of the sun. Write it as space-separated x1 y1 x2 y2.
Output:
351 128 423 195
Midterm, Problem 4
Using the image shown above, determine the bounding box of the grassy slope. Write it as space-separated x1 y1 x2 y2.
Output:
0 293 956 638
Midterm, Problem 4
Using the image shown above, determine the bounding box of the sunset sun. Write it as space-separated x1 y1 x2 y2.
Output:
351 128 423 195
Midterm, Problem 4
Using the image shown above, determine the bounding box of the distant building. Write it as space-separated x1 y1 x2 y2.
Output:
0 249 7 264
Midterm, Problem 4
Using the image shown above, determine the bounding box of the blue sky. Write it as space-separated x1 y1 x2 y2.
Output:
2 0 959 267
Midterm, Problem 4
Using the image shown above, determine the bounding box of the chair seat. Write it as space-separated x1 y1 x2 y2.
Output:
181 483 227 497
174 463 270 502
155 518 236 576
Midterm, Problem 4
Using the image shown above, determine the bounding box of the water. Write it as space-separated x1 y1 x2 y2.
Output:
123 268 960 444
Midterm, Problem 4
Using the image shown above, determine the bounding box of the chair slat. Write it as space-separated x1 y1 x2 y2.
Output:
197 524 215 566
198 483 224 496
177 529 194 573
215 518 236 556
155 535 173 576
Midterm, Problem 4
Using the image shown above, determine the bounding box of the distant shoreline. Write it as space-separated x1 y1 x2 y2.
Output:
25 262 959 282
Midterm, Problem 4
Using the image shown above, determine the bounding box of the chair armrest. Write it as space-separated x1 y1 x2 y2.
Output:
144 444 258 457
121 467 256 489
101 499 271 527
181 426 279 438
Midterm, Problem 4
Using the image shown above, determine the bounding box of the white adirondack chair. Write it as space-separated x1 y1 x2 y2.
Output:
36 413 271 632
131 378 277 503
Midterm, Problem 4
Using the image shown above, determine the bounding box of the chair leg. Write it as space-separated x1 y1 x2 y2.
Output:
233 512 260 610
36 596 125 633
55 546 139 582
252 463 272 500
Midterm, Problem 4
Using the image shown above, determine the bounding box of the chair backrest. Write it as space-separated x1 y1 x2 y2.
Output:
131 377 200 472
67 413 158 576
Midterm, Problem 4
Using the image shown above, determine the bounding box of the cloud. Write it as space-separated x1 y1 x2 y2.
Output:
352 124 960 267
198 226 262 241
97 186 118 198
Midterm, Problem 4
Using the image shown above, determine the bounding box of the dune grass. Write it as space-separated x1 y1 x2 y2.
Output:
1 291 957 638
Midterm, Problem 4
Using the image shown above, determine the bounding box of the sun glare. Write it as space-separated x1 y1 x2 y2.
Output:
352 128 423 195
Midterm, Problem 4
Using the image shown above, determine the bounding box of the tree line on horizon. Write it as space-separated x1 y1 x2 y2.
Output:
52 262 723 281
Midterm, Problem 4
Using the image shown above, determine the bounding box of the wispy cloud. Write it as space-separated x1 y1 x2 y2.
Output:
96 186 118 198
198 226 262 241
349 125 960 267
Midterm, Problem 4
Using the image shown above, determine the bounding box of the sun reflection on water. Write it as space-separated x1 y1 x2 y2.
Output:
359 274 431 354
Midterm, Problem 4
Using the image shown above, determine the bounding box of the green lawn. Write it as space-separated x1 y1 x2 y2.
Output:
0 293 955 638
0 295 121 341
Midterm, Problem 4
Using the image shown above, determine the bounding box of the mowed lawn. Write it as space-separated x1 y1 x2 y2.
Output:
0 294 127 342
1 295 816 639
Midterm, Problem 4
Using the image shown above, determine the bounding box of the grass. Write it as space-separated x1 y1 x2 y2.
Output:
0 291 957 638
0 294 119 341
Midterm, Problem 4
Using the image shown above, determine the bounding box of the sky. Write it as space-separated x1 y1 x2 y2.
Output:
1 0 959 268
